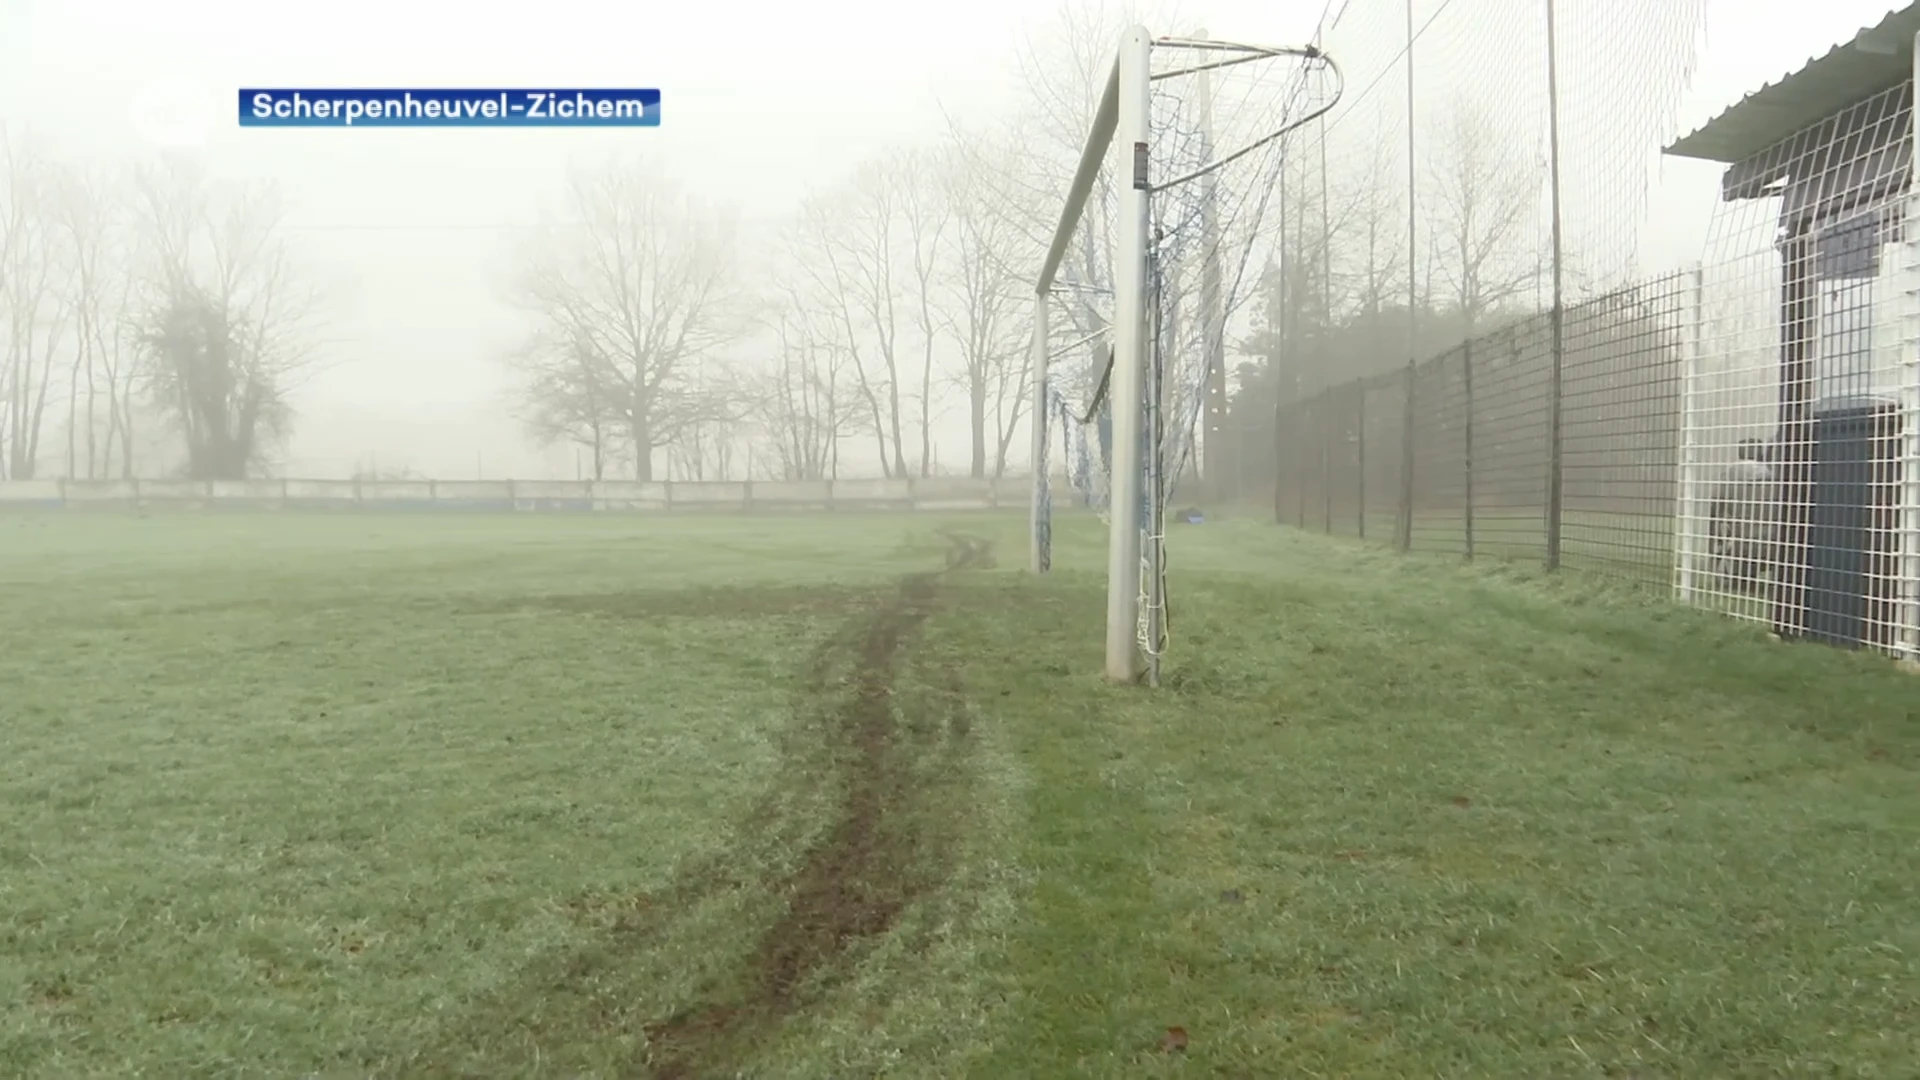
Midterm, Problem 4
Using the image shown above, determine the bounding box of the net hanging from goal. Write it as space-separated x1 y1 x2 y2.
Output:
1031 27 1343 683
1051 377 1113 517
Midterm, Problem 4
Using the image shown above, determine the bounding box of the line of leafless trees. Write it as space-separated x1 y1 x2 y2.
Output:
502 133 1040 485
0 127 322 482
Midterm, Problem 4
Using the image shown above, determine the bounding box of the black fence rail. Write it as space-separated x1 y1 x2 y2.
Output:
1274 271 1693 590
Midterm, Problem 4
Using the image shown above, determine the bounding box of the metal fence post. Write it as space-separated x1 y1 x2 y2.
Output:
1322 386 1335 533
1399 359 1416 552
1544 0 1567 571
1356 380 1368 539
1546 328 1566 570
1271 357 1286 525
1463 339 1476 560
1297 398 1309 528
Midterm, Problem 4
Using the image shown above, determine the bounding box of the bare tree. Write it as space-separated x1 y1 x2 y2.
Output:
0 128 67 480
42 157 143 480
42 161 130 480
509 157 747 482
1423 96 1544 342
128 158 321 479
933 134 1035 477
1330 119 1409 335
837 158 915 478
506 328 624 480
895 148 952 478
748 301 869 482
666 362 751 481
668 417 721 481
786 164 921 479
97 254 141 479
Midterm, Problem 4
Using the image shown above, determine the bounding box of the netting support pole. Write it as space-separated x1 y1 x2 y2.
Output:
1398 360 1416 551
1030 291 1052 574
1403 0 1419 536
1357 382 1368 538
1543 0 1568 571
1463 339 1476 560
1318 89 1334 522
1105 24 1152 683
1321 387 1334 533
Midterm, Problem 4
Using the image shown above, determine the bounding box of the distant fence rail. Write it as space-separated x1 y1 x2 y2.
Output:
0 476 1035 513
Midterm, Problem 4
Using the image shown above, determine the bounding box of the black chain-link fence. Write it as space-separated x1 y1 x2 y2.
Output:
1272 270 1691 588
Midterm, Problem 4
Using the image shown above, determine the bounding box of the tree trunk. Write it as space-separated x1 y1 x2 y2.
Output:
22 335 60 481
66 305 87 478
84 348 98 478
867 403 891 478
919 351 933 478
885 378 908 478
994 418 1018 479
65 359 79 478
119 391 135 479
633 420 653 481
969 377 987 479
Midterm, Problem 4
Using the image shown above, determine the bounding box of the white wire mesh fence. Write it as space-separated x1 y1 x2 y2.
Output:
1683 79 1920 656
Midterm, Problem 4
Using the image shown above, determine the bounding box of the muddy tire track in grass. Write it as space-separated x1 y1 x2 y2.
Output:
640 527 995 1079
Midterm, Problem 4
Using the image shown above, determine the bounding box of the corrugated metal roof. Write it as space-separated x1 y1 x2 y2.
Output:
1664 4 1920 164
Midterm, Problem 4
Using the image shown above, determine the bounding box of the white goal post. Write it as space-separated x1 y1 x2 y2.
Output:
1030 26 1338 684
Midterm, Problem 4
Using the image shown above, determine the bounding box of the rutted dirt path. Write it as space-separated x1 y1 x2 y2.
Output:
640 528 995 1078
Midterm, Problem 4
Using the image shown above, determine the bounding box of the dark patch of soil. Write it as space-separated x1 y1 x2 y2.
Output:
640 530 994 1078
933 525 998 571
393 532 997 1077
456 582 883 621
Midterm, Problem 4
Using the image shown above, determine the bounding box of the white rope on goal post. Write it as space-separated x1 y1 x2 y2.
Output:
1029 24 1343 684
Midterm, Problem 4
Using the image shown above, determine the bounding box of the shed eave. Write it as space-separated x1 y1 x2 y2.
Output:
1664 4 1920 164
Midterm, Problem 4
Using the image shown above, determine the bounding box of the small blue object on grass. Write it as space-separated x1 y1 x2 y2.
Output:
1179 508 1204 524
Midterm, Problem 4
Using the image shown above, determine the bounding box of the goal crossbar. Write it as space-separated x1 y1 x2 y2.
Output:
1037 60 1121 295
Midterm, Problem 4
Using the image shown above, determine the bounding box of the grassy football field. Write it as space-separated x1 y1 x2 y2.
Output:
1 509 1914 1077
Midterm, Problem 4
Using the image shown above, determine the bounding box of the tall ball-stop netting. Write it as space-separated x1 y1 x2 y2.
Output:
1033 28 1342 683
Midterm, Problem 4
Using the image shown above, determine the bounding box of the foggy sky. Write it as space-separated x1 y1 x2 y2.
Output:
0 0 1906 479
